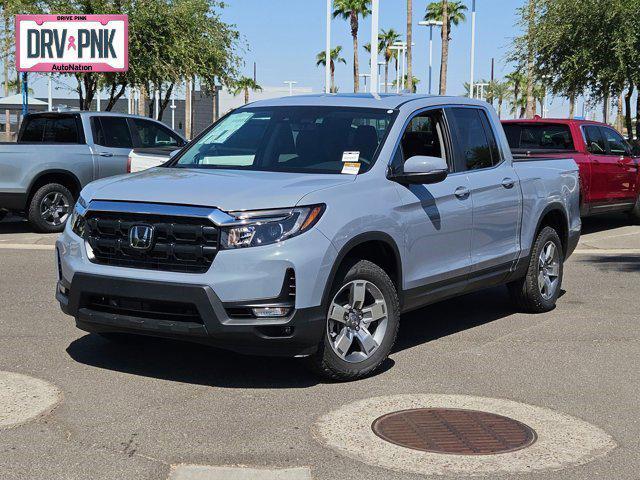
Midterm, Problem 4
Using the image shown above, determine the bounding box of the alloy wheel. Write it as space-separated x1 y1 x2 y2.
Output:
40 192 70 227
538 241 560 300
327 280 388 363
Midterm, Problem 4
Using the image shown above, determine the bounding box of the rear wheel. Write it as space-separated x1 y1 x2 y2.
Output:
27 183 73 233
508 226 563 313
309 260 399 381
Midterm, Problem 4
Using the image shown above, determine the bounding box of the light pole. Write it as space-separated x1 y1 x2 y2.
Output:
325 0 332 94
377 61 385 93
390 44 404 93
359 74 371 93
469 0 477 99
47 74 52 110
284 81 297 96
369 0 379 94
418 20 443 95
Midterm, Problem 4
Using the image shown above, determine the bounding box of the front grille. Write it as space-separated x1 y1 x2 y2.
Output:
82 293 203 324
85 211 219 273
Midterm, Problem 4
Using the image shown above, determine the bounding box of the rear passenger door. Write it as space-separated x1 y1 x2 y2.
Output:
447 107 522 281
90 116 134 178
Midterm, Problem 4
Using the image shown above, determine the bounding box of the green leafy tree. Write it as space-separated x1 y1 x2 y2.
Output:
231 76 262 104
393 74 420 93
333 0 371 93
379 28 401 93
316 46 346 93
489 81 511 118
425 0 467 94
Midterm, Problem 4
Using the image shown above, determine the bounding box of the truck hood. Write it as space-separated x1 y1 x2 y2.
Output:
84 167 355 211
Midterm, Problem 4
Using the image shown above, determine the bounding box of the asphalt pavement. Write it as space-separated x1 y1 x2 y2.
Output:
0 213 638 479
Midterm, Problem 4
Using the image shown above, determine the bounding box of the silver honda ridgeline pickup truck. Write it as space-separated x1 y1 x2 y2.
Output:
56 95 581 380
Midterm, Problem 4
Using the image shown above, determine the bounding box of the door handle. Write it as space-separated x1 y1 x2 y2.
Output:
501 177 516 189
98 152 114 157
454 186 470 199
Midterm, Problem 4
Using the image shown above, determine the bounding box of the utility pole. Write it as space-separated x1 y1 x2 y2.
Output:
524 0 536 118
325 0 332 94
370 0 379 94
185 78 192 140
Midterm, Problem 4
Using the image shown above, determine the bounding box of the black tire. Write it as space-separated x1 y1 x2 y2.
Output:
27 183 74 233
628 196 640 225
308 259 400 381
508 226 564 313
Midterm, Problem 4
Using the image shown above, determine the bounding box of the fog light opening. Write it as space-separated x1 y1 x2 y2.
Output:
252 306 291 318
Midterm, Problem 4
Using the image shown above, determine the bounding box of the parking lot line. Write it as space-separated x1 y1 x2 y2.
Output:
168 466 312 480
0 243 55 250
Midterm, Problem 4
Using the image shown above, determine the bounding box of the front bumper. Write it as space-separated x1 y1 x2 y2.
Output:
57 273 325 357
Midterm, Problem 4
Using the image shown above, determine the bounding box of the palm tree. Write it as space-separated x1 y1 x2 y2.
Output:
379 29 401 93
425 0 467 94
231 77 262 104
505 70 526 118
490 81 511 118
316 46 347 93
333 0 371 93
393 75 420 93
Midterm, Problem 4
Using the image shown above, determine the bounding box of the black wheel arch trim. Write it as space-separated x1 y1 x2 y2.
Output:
321 231 403 308
533 202 570 254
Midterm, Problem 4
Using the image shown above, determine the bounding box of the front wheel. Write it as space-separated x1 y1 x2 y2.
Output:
308 260 400 381
508 226 564 313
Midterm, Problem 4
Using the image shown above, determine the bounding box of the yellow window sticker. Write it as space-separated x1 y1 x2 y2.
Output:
341 162 361 175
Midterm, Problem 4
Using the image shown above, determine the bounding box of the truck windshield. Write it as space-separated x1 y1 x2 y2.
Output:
172 106 395 174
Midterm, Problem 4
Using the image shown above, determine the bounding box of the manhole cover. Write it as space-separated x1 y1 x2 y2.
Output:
372 408 537 455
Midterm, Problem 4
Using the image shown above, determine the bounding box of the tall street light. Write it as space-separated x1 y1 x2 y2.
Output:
418 20 443 95
284 81 297 96
469 0 477 98
369 0 379 94
325 0 332 94
389 43 404 93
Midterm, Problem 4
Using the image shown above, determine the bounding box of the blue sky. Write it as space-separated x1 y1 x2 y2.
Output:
221 0 523 95
219 0 589 119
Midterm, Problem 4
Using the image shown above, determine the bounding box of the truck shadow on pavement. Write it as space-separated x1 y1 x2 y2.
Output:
580 214 633 235
65 287 529 387
0 216 34 234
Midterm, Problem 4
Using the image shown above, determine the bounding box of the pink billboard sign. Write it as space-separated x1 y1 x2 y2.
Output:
16 14 128 72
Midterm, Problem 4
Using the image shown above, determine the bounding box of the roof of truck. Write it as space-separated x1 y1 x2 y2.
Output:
501 116 607 127
247 93 489 110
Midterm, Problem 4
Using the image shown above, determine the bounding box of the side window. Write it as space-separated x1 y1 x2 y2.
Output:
43 117 79 143
398 109 449 168
583 126 606 154
601 127 630 155
94 117 133 148
132 119 182 148
448 108 495 171
20 117 46 142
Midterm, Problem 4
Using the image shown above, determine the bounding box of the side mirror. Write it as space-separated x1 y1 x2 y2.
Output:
392 155 448 185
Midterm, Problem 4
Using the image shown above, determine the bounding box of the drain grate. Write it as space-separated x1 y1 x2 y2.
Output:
372 408 537 455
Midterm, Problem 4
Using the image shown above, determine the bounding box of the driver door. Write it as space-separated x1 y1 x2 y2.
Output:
392 108 473 302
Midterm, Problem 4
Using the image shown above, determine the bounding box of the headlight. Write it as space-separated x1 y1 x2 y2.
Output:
69 196 88 238
221 204 325 248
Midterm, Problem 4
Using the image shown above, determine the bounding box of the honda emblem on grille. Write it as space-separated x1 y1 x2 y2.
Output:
129 225 155 251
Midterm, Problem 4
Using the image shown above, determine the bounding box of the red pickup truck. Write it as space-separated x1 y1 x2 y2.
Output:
502 118 640 222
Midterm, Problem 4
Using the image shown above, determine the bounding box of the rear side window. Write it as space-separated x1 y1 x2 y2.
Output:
583 126 606 154
503 123 574 151
448 108 497 170
92 117 133 148
132 119 183 148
